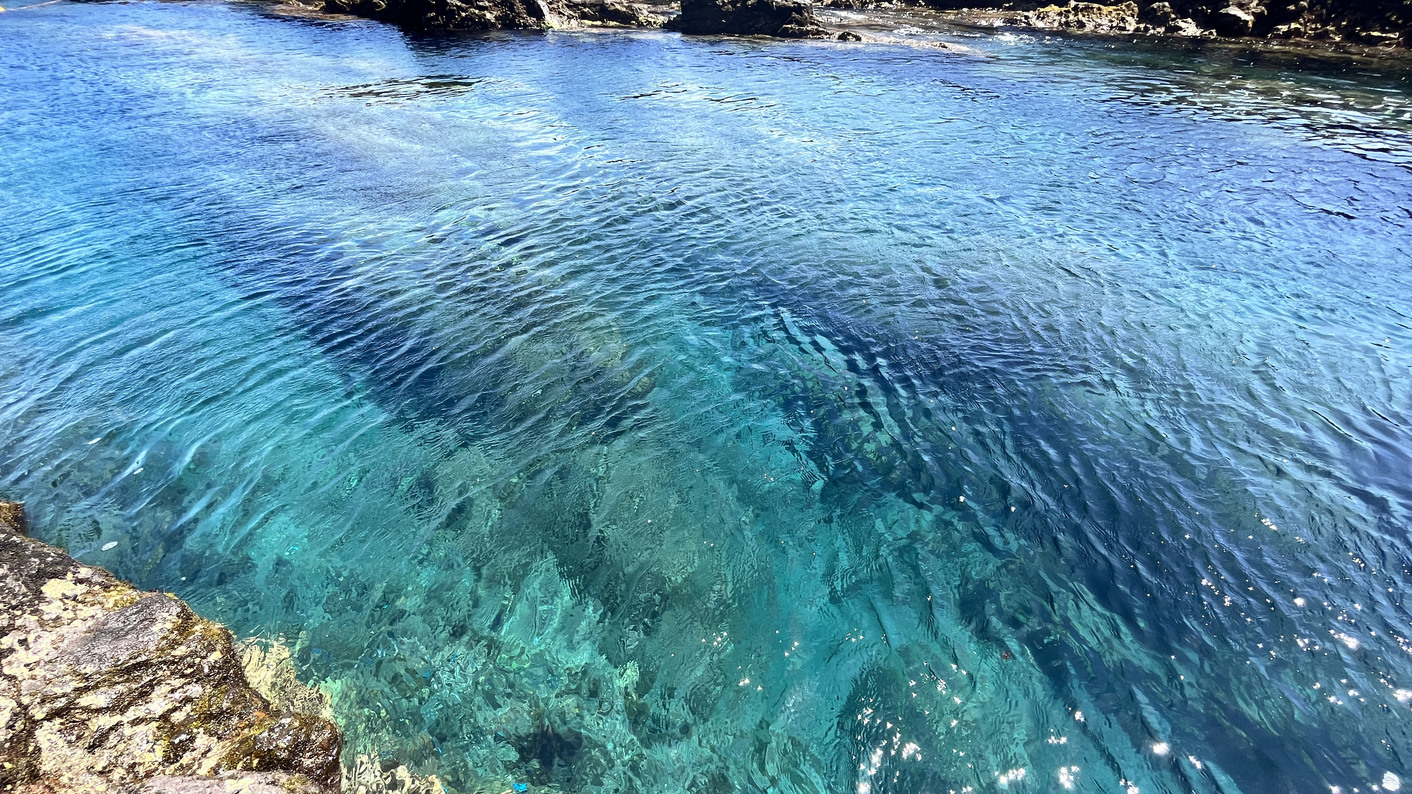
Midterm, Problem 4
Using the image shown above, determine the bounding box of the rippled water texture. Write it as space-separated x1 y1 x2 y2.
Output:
3 4 1412 792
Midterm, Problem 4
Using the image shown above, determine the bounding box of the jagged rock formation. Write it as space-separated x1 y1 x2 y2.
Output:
322 0 557 28
315 0 1409 44
319 0 843 37
321 0 668 30
562 0 669 26
0 501 342 794
1017 0 1143 33
959 0 1410 45
670 0 830 35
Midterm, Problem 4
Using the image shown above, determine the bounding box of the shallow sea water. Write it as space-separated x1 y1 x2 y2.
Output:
2 3 1412 792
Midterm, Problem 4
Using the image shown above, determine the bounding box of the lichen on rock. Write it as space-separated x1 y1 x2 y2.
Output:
0 501 342 794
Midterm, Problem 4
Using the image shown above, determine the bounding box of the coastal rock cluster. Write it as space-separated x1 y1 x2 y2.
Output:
317 0 1408 46
0 501 341 794
1005 0 1410 45
319 0 855 37
322 0 667 30
669 0 831 36
319 0 856 36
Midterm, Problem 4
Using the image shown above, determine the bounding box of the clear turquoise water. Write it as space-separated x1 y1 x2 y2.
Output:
3 3 1412 791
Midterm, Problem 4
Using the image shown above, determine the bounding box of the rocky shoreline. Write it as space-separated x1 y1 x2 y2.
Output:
0 500 341 793
301 0 1408 48
0 501 446 794
315 0 866 39
987 0 1409 45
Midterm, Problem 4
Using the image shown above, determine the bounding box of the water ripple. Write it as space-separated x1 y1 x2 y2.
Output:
2 4 1412 793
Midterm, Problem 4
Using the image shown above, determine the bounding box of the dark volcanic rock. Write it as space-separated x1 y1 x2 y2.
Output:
322 0 668 30
671 0 830 36
0 501 342 794
1138 0 1176 24
324 0 557 29
1211 3 1256 34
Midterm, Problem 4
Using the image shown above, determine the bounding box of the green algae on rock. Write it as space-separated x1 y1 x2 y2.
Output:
0 501 341 794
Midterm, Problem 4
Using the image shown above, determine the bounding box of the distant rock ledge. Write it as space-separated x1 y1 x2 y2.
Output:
309 0 1407 47
937 0 1409 47
315 0 864 38
321 0 670 32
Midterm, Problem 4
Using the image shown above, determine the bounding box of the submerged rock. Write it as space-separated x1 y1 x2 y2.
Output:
344 752 449 794
238 638 335 724
0 501 342 794
671 0 830 36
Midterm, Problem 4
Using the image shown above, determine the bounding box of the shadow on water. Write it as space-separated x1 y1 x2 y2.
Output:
193 183 1410 790
170 93 1411 790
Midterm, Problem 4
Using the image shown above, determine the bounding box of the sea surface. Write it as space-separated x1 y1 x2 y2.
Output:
3 3 1411 791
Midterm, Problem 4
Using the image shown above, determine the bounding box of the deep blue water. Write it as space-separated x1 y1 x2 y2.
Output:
3 3 1412 791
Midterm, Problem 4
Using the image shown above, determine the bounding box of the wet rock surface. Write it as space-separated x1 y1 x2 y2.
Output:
0 501 342 794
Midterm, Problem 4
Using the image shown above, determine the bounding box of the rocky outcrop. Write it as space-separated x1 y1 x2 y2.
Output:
322 0 556 29
1211 3 1255 34
982 0 1411 45
0 501 342 794
1018 1 1140 32
670 0 831 35
302 0 1409 43
320 0 667 30
562 0 668 26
